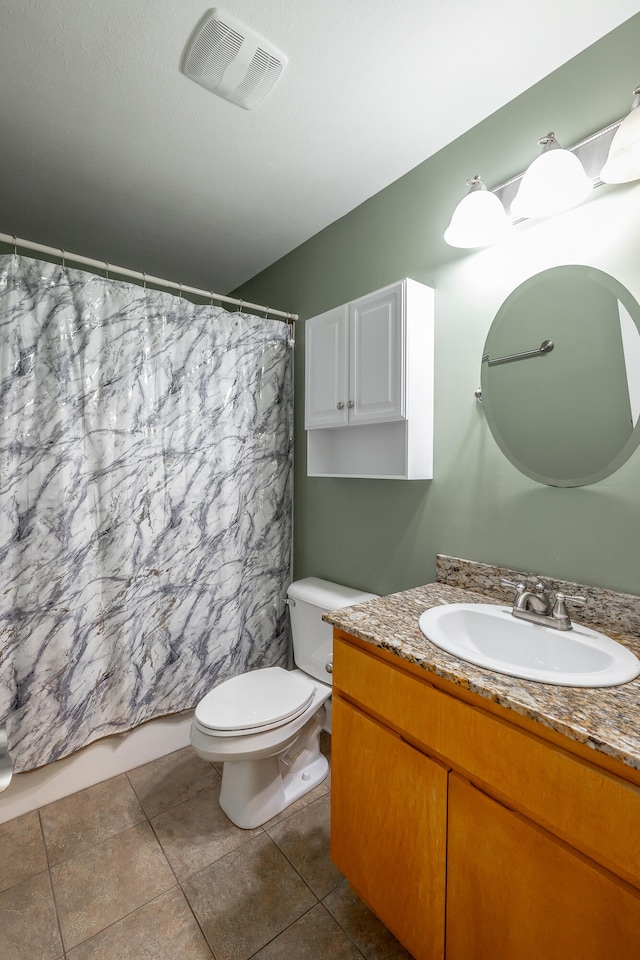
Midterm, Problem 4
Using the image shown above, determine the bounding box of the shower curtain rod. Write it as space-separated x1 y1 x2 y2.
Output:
0 232 298 323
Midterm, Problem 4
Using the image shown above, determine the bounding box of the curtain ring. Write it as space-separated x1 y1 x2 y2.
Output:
61 249 65 268
238 299 244 314
178 283 183 300
105 261 110 280
264 306 270 319
12 235 17 256
210 290 214 306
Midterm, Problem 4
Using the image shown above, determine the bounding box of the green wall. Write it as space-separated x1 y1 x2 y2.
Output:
234 15 640 598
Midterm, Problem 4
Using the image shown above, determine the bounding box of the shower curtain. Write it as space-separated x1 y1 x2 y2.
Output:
0 254 293 773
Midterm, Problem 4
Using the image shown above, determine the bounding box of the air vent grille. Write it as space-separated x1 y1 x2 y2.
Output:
182 9 288 110
184 19 244 88
228 48 285 110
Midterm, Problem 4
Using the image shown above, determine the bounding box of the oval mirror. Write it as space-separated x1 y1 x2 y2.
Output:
480 265 640 486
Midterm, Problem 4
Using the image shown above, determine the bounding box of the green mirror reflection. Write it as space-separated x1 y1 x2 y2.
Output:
480 265 640 487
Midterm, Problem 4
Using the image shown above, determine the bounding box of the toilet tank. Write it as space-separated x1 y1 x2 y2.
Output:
287 577 379 684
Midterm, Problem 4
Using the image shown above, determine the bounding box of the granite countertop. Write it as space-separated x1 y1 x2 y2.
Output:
324 557 640 774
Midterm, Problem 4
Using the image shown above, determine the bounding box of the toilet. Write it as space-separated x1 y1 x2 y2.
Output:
190 577 378 828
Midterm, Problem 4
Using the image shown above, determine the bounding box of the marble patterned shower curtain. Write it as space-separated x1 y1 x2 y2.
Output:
0 254 293 773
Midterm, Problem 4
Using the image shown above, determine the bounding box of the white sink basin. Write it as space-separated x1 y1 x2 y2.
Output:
418 603 640 687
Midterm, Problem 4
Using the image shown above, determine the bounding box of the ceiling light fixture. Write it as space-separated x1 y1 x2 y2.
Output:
444 176 511 249
510 132 593 219
600 86 640 184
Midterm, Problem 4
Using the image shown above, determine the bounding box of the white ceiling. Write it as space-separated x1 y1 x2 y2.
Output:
1 1 637 295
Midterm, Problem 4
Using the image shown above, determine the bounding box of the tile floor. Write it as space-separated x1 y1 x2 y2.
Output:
0 733 412 960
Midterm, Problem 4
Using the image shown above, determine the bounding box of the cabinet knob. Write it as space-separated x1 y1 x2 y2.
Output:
325 661 333 674
347 400 354 408
336 402 345 410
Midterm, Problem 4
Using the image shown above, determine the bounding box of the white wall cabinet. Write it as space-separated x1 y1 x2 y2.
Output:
305 278 433 479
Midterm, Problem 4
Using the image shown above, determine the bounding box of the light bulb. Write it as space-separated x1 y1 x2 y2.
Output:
444 176 511 249
600 87 640 184
511 133 592 219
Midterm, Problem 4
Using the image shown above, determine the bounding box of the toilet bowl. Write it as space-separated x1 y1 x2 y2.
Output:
190 577 378 829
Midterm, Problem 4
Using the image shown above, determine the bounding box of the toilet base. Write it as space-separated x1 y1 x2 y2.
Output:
219 708 329 829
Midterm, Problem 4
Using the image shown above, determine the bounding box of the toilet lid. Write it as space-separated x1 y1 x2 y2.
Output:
195 667 316 733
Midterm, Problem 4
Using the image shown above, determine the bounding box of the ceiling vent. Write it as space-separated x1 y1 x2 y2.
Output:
182 9 288 110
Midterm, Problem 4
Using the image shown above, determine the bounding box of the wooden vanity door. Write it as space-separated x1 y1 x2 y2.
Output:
446 772 640 960
331 695 448 960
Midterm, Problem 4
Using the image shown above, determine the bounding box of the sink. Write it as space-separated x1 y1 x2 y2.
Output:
418 603 640 687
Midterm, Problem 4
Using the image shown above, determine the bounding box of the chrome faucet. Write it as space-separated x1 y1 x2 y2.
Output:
501 578 586 631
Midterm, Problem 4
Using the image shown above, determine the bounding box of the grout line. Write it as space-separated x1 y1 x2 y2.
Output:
37 808 55 871
60 885 188 958
48 820 177 954
316 899 370 960
177 880 217 959
147 814 183 889
321 891 372 960
43 856 68 959
125 762 222 821
244 902 320 959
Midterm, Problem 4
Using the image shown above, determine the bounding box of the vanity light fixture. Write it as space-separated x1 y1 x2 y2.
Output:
510 132 592 219
600 86 640 184
444 176 512 249
444 82 640 249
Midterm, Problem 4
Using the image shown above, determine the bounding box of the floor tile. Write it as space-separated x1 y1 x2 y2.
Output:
0 871 63 960
183 832 317 960
324 879 413 960
128 746 219 818
40 774 145 865
51 820 175 950
267 794 342 898
251 902 364 960
151 785 260 881
0 811 48 892
65 886 213 960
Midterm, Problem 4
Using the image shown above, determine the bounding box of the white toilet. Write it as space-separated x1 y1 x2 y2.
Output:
190 577 378 828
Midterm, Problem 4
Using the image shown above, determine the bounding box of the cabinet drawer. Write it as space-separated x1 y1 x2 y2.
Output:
334 633 640 887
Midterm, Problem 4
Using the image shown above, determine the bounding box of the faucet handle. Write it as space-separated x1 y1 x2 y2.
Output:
551 592 586 625
501 578 525 593
555 592 586 606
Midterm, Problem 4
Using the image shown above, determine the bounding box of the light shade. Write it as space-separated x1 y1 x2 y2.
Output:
600 87 640 184
510 133 592 219
444 176 511 248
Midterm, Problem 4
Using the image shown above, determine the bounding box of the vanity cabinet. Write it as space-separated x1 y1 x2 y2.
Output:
331 629 640 960
304 279 433 479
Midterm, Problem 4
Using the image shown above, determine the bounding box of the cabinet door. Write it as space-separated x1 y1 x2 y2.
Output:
305 305 349 428
349 282 404 424
447 773 640 960
331 695 447 960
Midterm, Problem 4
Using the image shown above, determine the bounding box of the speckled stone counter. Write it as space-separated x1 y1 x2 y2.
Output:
324 556 640 773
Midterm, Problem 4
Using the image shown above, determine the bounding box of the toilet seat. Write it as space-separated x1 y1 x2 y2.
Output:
195 666 316 737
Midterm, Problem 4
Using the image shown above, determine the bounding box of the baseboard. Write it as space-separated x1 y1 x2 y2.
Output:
0 710 194 824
